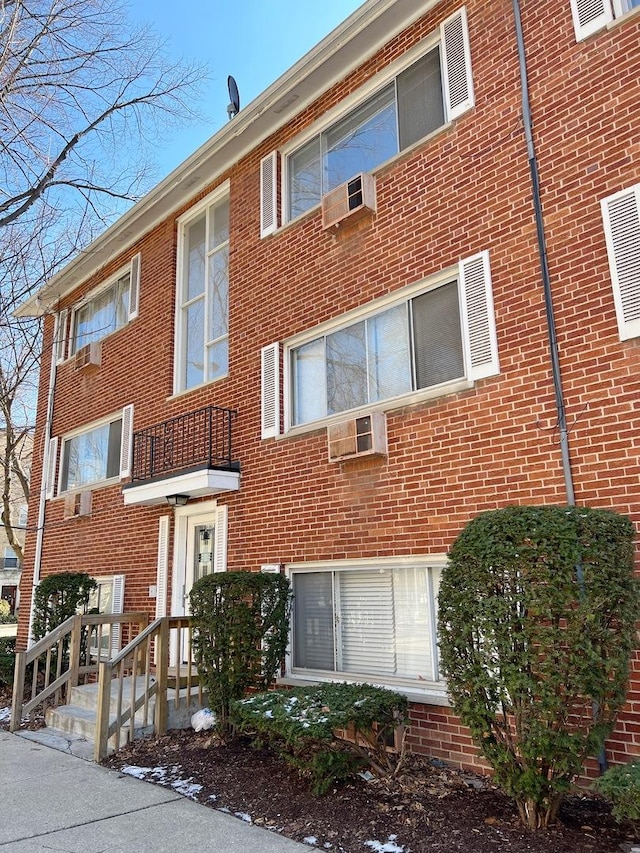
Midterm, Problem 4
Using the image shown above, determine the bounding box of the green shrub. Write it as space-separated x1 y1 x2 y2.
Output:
438 505 638 830
189 571 291 732
232 682 408 794
0 599 10 618
593 761 640 823
0 637 16 687
32 572 97 640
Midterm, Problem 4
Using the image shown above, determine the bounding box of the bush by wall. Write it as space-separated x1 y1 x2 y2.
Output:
32 571 97 640
189 571 291 732
593 760 640 823
438 504 638 830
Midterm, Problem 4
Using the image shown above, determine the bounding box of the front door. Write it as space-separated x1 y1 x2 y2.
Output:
183 514 217 614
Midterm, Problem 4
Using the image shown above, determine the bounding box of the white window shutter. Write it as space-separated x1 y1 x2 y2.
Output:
129 252 141 320
110 574 125 656
119 404 134 479
601 185 640 341
459 251 500 381
155 516 170 619
45 436 59 500
441 7 475 121
214 505 228 573
54 310 68 365
260 151 279 237
570 0 613 40
261 343 280 439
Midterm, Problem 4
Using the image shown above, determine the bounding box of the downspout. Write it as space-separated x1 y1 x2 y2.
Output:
511 0 606 774
26 314 58 646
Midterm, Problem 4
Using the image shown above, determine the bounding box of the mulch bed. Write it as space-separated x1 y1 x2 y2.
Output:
102 728 637 853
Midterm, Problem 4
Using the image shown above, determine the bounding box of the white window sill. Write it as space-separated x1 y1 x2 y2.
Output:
277 675 450 707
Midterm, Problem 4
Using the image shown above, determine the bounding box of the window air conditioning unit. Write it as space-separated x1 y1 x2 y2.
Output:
321 173 376 230
327 412 387 463
74 341 102 371
64 491 92 519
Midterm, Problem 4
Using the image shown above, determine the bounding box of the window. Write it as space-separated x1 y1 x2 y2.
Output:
289 560 444 692
261 7 474 233
601 183 640 341
69 254 140 356
175 190 229 393
2 547 18 570
58 406 133 493
279 252 498 429
571 0 640 39
86 574 124 657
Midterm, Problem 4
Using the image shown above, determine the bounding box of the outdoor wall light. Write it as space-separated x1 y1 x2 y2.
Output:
166 494 189 507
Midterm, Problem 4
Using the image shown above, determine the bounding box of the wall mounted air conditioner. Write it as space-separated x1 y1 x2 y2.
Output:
63 491 93 519
327 412 387 462
74 341 102 371
321 173 377 230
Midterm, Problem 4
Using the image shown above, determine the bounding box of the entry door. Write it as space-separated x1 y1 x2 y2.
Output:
183 512 218 614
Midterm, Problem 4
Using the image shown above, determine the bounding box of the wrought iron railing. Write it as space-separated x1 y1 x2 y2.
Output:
131 405 237 482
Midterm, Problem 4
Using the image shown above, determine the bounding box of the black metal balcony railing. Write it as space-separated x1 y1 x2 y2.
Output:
131 405 237 482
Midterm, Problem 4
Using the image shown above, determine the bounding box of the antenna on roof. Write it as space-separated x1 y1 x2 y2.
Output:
227 75 240 120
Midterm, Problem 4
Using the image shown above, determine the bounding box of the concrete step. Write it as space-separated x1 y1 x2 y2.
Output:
44 704 154 755
68 677 158 715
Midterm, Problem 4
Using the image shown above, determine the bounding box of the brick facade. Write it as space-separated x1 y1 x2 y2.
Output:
17 0 640 774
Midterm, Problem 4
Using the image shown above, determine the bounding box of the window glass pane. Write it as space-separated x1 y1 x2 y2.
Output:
397 48 445 151
338 569 396 675
367 304 412 401
185 215 206 300
106 419 122 479
393 567 433 680
207 339 228 382
293 573 335 671
412 281 464 389
289 136 322 219
208 247 229 343
210 199 229 250
292 339 326 425
324 84 397 192
184 298 204 388
74 274 130 350
326 322 368 414
64 423 110 489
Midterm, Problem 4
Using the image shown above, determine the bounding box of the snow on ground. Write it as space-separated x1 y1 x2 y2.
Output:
234 811 252 823
0 707 11 723
303 837 318 845
364 836 404 852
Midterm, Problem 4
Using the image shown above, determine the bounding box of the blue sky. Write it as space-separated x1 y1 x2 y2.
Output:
129 0 364 180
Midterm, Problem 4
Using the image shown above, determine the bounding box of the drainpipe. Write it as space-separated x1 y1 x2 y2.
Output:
511 0 606 774
26 313 58 647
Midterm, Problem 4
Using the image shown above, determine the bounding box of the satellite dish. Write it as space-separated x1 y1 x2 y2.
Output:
227 75 240 120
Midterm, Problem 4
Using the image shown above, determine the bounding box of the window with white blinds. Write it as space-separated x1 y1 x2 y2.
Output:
291 563 443 689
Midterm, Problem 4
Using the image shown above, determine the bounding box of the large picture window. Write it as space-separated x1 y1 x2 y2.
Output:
290 562 443 691
176 192 229 393
291 279 464 425
60 417 123 491
288 48 445 220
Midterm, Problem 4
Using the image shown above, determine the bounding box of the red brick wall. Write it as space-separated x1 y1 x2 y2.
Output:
19 0 640 770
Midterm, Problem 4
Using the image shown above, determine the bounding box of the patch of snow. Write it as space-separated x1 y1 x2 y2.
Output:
303 837 317 845
235 812 252 823
0 707 11 722
171 778 203 799
364 837 404 853
120 765 153 779
208 793 218 801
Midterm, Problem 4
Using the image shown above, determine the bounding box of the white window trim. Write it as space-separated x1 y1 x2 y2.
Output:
57 407 131 495
282 260 489 434
173 182 230 397
282 555 448 704
68 260 137 358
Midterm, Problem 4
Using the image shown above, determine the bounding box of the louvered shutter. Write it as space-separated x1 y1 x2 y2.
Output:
110 574 125 656
459 251 500 380
213 504 228 573
261 343 280 438
45 437 59 499
441 7 475 121
129 253 141 320
570 0 613 40
119 404 134 479
54 310 68 365
601 185 640 341
155 516 170 618
260 151 279 237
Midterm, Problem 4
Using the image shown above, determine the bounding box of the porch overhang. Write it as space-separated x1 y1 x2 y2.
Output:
122 465 240 507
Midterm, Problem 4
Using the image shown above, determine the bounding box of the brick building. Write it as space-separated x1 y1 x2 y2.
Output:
15 0 640 772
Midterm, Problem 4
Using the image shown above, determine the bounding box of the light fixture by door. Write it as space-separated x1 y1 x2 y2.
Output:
166 494 189 507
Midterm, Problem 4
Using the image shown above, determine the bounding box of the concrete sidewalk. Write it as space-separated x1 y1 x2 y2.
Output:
0 730 309 852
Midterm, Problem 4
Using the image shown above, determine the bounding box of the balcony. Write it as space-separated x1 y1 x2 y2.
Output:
122 405 240 506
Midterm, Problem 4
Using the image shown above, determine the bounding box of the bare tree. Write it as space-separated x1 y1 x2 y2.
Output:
0 0 209 558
